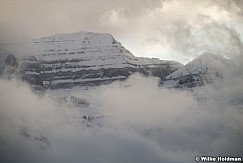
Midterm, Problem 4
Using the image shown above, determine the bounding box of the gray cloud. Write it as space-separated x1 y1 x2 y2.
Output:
1 0 243 63
211 0 243 16
0 70 243 162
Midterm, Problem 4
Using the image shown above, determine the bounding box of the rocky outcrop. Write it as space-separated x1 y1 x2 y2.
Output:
28 32 182 89
18 56 44 93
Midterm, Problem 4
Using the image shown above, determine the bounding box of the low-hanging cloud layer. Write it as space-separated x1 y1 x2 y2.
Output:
1 0 243 63
0 65 243 163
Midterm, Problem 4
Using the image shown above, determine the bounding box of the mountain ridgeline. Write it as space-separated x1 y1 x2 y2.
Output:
1 32 232 91
1 32 183 91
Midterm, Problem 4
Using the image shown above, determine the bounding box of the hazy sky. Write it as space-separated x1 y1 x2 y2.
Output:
1 0 243 63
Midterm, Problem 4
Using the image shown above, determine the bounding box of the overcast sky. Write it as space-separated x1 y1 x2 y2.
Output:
1 0 243 63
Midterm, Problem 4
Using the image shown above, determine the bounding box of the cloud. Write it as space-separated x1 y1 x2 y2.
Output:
99 0 243 63
94 74 243 155
0 69 243 163
1 0 243 63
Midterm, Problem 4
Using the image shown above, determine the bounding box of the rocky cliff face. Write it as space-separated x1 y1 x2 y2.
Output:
18 56 44 93
21 32 182 90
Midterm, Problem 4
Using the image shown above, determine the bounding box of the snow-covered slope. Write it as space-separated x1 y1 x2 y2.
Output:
163 52 233 88
24 32 182 89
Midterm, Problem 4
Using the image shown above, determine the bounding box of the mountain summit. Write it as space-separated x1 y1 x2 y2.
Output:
163 52 233 88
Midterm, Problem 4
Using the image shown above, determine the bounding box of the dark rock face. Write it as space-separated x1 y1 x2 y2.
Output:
41 63 180 90
1 54 18 79
5 55 18 67
18 56 44 93
0 54 44 93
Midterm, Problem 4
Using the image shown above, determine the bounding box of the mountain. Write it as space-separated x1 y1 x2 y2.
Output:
162 52 233 88
14 32 182 90
18 56 44 93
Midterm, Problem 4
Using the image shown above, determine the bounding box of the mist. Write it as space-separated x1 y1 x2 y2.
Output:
1 0 243 162
1 0 243 63
0 68 243 163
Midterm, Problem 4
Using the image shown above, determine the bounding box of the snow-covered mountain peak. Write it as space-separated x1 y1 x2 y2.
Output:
36 31 116 45
163 52 234 88
33 31 123 56
9 31 182 90
193 52 228 66
166 52 229 80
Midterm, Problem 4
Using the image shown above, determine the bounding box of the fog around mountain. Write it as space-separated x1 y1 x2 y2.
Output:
1 0 243 162
0 60 243 162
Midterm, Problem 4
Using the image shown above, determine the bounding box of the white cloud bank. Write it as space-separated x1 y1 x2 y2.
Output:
1 0 243 63
0 67 243 163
